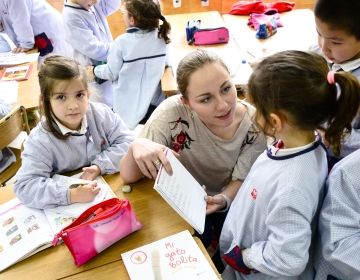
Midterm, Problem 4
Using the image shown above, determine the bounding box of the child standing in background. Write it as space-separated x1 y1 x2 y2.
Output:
314 148 360 280
93 0 171 129
0 0 72 56
220 51 360 280
14 55 134 209
63 0 121 107
311 0 360 162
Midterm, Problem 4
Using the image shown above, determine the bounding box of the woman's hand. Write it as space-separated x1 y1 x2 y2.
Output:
12 47 30 53
69 181 100 203
80 165 101 180
85 65 95 82
131 138 175 179
205 194 227 215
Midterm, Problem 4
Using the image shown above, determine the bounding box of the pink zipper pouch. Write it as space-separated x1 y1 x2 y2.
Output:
52 198 142 266
192 27 229 45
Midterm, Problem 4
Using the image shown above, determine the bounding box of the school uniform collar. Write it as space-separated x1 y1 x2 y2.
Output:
331 57 360 73
64 1 88 12
126 27 155 34
267 132 325 160
53 115 88 136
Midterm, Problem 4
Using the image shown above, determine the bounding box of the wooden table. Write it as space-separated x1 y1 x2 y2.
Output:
222 9 318 60
0 174 220 279
17 62 40 110
162 11 250 96
0 61 40 111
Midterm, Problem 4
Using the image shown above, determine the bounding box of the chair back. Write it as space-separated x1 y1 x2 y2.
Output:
0 106 30 186
0 106 30 150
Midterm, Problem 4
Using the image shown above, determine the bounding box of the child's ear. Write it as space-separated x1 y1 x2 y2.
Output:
129 15 136 26
269 112 283 133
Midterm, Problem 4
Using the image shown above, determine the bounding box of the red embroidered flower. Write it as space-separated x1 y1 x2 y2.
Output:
176 131 187 144
169 118 194 152
251 188 257 200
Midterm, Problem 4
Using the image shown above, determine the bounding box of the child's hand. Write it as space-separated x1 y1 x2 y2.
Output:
81 165 101 180
85 65 95 82
205 194 227 215
69 181 100 203
12 47 30 53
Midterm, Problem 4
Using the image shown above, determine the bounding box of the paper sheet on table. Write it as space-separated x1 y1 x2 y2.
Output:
122 230 219 280
0 52 39 66
0 81 18 103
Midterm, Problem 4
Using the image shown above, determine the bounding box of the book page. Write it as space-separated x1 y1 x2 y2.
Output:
43 173 113 234
154 151 206 234
122 230 219 280
0 52 39 66
1 65 31 81
0 198 53 272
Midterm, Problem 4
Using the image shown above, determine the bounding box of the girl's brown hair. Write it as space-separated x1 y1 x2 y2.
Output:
124 0 171 44
176 49 229 99
247 50 360 156
38 55 88 139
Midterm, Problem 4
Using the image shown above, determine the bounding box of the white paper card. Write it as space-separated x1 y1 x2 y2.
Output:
122 230 219 280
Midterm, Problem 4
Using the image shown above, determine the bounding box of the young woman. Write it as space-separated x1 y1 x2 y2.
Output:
120 49 266 269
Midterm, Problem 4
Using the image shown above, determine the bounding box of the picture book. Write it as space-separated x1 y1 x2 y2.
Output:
154 150 206 234
122 230 220 280
0 64 32 81
0 174 113 272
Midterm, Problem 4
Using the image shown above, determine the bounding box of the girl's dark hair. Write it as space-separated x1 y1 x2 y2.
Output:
38 55 88 140
315 0 360 40
176 49 229 99
247 50 360 156
124 0 171 44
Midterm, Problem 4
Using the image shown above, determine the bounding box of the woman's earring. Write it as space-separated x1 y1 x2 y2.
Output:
272 127 276 133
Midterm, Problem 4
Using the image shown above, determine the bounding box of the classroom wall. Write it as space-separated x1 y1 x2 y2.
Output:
47 0 315 38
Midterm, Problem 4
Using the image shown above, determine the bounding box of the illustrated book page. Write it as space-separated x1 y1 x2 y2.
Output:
0 198 53 272
0 173 113 271
0 64 32 81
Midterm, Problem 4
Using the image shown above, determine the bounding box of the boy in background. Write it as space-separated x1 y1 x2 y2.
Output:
63 0 121 108
311 0 360 161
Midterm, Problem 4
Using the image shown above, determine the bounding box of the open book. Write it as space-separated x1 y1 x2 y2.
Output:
0 174 113 272
0 64 32 81
122 230 219 279
154 150 206 234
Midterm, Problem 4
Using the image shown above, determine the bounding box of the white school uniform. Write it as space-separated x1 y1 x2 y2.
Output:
94 27 169 129
314 149 360 280
220 137 327 279
0 0 72 56
63 0 120 107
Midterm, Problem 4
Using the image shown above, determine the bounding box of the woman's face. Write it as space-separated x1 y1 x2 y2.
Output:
183 62 237 132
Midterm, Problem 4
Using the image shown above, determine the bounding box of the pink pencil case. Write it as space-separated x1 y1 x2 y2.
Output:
52 198 142 266
192 27 229 45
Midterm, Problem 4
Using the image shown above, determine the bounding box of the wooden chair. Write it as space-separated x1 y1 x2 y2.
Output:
0 106 30 187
